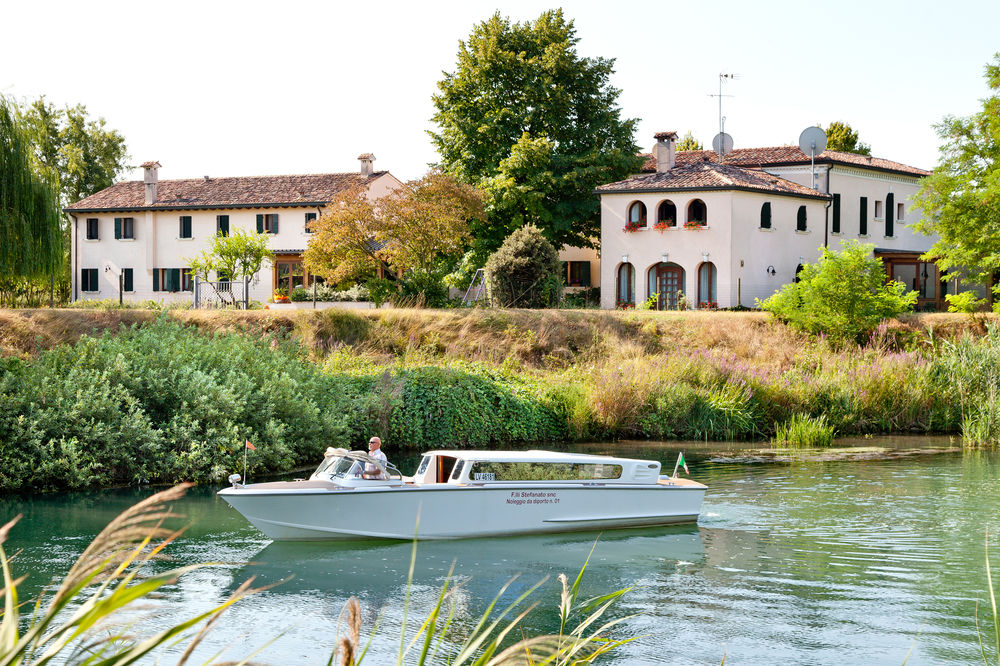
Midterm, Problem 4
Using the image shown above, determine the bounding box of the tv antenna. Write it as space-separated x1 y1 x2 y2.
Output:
708 73 738 157
798 126 827 190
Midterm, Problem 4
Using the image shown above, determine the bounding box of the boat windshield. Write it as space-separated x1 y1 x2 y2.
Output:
329 457 364 478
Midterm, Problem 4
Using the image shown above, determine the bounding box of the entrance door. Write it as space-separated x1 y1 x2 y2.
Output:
273 258 304 294
655 264 683 310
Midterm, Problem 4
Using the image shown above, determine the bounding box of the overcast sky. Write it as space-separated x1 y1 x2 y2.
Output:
3 0 997 184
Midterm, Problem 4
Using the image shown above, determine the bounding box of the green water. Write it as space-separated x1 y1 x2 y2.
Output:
3 438 998 665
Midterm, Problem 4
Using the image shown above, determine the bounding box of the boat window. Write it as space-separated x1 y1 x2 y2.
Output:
416 455 431 476
329 457 363 478
468 462 623 482
436 456 458 483
450 459 465 481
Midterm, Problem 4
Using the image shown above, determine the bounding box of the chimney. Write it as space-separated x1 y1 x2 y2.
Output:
141 161 161 205
358 153 375 177
653 132 677 173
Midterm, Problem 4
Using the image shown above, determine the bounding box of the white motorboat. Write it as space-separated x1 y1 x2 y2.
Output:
218 449 707 541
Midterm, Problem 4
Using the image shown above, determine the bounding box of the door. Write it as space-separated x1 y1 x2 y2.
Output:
273 258 305 294
655 264 683 310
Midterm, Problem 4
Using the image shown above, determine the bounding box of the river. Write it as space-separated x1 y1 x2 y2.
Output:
3 437 996 665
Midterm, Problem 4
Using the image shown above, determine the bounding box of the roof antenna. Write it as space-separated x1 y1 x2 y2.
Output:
798 126 827 190
708 73 738 158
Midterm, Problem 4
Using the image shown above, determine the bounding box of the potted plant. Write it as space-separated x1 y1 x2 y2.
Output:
273 287 289 303
683 219 705 230
623 220 644 233
653 219 674 232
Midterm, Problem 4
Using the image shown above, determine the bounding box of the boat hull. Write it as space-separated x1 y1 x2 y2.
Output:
218 483 705 541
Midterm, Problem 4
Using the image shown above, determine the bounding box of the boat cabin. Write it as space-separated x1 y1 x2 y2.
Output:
411 450 663 485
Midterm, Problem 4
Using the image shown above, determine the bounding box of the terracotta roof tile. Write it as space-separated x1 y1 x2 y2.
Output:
640 147 930 177
66 171 389 212
596 162 831 200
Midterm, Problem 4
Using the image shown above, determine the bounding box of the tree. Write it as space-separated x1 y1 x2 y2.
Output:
913 53 1000 297
676 131 703 151
485 225 562 308
304 172 483 293
187 230 273 303
0 97 62 281
431 10 642 255
823 121 871 155
758 240 917 342
20 97 129 207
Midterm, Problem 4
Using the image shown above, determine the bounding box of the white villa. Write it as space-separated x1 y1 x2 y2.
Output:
65 155 401 303
596 131 941 310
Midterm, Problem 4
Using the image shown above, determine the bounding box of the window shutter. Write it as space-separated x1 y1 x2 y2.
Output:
168 268 181 292
80 268 87 292
152 269 160 292
761 202 771 229
797 206 807 231
832 194 841 234
217 215 229 236
123 268 133 292
582 262 591 287
860 197 868 235
257 214 264 233
271 214 279 234
885 193 895 237
114 217 122 239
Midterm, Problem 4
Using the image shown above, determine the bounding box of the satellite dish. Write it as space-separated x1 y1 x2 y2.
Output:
798 126 827 156
712 132 734 156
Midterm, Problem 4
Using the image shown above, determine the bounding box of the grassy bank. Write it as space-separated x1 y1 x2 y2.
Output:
0 308 997 491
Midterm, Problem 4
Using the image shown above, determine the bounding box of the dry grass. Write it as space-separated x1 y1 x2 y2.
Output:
0 307 993 369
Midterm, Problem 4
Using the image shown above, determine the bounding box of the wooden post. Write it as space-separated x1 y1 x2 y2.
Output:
313 280 317 309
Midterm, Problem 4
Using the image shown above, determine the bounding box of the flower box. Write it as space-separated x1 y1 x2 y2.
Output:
623 220 645 233
653 220 674 232
683 219 706 230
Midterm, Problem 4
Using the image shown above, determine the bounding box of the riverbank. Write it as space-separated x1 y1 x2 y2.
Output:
0 308 997 491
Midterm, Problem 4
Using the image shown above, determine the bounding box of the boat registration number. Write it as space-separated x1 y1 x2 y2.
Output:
473 472 496 481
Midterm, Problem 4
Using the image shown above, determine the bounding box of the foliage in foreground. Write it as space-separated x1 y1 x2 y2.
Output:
1 485 632 665
760 240 917 343
0 484 258 665
773 414 835 448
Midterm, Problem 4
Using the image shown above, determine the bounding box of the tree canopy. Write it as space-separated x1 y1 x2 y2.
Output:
20 97 129 208
913 53 1000 295
823 121 871 155
0 97 63 280
431 10 642 255
187 229 274 283
676 131 703 151
304 172 483 287
759 240 916 342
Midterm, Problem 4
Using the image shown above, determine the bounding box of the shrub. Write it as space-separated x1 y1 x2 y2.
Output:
290 283 370 302
485 225 562 308
945 290 987 314
774 414 835 447
759 240 917 343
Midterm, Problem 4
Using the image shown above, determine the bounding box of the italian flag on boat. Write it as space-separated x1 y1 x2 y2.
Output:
672 452 689 477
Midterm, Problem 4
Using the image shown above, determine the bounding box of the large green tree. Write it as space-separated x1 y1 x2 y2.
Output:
912 53 1000 294
20 97 129 207
823 121 871 155
0 97 62 281
431 10 642 255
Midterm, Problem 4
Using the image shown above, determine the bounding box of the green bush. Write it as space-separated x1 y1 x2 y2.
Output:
0 316 350 491
759 240 917 342
945 290 987 314
290 283 370 302
485 225 562 308
773 414 835 447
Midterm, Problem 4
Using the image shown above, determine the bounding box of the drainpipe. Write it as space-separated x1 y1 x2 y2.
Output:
823 165 832 249
69 213 79 302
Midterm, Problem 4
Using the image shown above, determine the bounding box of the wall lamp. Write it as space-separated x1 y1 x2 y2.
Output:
660 252 669 263
621 254 629 264
766 265 777 276
702 251 710 263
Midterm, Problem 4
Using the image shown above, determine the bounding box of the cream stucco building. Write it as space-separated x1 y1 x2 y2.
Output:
597 132 937 310
65 155 401 304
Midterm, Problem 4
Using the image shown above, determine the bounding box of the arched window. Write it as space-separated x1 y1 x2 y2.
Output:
796 205 807 231
647 262 685 310
686 199 707 227
616 263 635 307
656 200 677 228
760 202 772 229
627 201 647 228
698 262 717 308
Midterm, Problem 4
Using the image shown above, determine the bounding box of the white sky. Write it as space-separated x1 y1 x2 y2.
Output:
2 0 997 184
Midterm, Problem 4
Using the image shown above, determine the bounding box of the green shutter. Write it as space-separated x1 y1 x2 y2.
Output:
123 268 133 292
81 268 87 292
797 206 807 231
257 214 264 233
152 268 159 292
886 193 895 237
860 197 868 235
271 214 279 234
832 194 841 234
218 215 229 236
114 217 122 239
582 262 591 287
168 268 181 292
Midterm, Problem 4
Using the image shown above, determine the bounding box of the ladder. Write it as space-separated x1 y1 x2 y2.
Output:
462 268 487 306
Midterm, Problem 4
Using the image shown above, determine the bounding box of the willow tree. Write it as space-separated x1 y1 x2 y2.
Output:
0 97 63 281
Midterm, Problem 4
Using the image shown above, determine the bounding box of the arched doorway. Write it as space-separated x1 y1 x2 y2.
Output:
648 262 685 310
